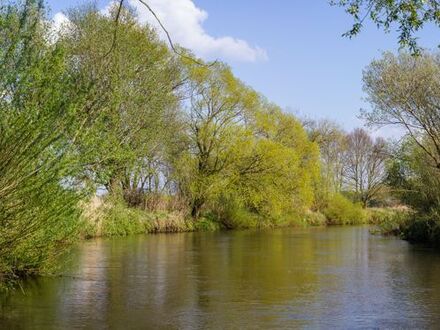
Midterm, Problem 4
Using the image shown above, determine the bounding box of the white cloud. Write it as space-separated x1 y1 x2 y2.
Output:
100 1 118 16
48 12 71 44
54 0 267 63
52 12 70 34
127 0 268 62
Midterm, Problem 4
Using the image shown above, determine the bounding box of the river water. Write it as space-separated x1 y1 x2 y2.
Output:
2 226 440 329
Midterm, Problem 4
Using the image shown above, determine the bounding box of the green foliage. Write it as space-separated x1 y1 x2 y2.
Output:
80 197 201 237
363 52 440 170
380 137 440 245
378 211 440 247
396 211 440 245
386 140 440 211
302 211 327 227
0 0 93 284
323 194 366 225
2 0 403 290
100 200 150 237
62 5 182 195
368 208 409 235
360 51 440 245
193 215 223 231
307 120 347 201
177 66 321 225
214 200 262 229
332 0 440 54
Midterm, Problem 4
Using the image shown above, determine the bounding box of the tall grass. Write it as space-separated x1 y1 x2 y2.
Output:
80 196 222 238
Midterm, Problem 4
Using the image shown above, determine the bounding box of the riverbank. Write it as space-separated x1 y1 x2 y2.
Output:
373 208 440 247
79 197 322 238
79 196 398 239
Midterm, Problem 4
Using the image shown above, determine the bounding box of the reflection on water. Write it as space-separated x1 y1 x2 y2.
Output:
2 226 440 329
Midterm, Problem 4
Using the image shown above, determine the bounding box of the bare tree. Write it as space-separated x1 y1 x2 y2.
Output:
344 128 387 207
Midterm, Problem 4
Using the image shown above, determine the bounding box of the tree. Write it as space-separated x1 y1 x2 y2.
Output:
386 138 440 211
241 103 320 218
306 119 348 195
363 52 440 170
176 60 320 223
344 128 387 207
0 0 103 282
62 5 182 200
176 61 258 218
332 0 440 53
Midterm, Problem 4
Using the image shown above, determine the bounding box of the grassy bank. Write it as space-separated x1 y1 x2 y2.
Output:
79 197 324 239
79 195 389 239
80 197 206 238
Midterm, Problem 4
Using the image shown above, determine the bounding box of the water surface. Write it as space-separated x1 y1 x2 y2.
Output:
2 226 440 329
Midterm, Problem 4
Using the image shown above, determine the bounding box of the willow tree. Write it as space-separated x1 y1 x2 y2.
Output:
363 52 440 171
177 59 320 223
387 138 440 212
176 61 259 218
62 5 183 201
233 103 320 221
0 1 102 282
306 120 348 196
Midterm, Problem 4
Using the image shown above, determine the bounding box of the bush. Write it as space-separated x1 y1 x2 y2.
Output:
401 211 440 245
218 206 262 229
303 211 327 226
100 202 149 236
193 214 223 231
0 1 89 288
369 208 440 246
370 209 410 236
367 208 396 225
323 194 366 225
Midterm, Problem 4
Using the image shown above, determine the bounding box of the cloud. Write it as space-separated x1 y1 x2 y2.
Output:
52 12 70 33
47 12 71 43
127 0 268 62
54 1 267 63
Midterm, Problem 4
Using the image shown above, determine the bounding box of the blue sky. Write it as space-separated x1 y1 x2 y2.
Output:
46 0 438 136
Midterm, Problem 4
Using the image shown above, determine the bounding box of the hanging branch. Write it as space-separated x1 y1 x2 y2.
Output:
103 0 124 58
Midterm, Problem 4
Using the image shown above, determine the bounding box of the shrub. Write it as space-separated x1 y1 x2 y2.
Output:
194 214 223 231
370 209 410 236
323 194 366 225
303 211 327 226
218 206 262 229
401 211 440 245
100 202 149 237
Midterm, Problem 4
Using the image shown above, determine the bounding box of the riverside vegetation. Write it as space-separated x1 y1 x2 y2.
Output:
0 0 439 289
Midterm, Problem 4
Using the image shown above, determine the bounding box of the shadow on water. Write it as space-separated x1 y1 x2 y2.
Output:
2 226 440 329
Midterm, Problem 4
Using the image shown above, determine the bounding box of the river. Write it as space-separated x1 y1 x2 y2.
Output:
2 226 440 329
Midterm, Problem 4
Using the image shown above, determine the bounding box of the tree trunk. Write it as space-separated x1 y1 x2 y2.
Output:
191 198 204 218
